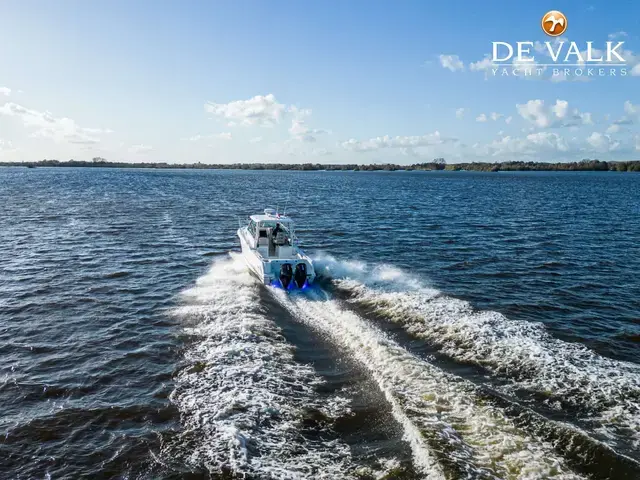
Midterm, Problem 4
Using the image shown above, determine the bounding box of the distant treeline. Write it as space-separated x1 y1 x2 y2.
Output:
2 157 640 172
446 159 640 172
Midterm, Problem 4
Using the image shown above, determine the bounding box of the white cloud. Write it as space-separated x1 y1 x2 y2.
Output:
439 54 464 72
612 118 632 126
0 139 14 150
0 87 10 96
185 132 233 141
466 127 639 161
455 107 466 119
288 105 312 120
505 116 513 124
526 131 570 151
128 144 152 154
184 134 206 142
533 40 549 55
490 112 504 121
341 131 456 152
586 132 620 152
516 99 593 129
624 100 639 116
205 94 287 127
615 46 640 74
586 132 604 148
609 31 628 40
489 132 572 156
204 93 328 147
477 131 570 157
612 100 640 126
469 56 495 72
606 124 621 134
476 113 488 122
288 119 327 143
0 102 112 144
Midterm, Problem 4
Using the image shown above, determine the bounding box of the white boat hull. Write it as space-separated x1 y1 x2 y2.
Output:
237 227 316 287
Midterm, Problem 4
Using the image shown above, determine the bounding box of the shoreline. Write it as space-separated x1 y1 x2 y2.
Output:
1 159 639 172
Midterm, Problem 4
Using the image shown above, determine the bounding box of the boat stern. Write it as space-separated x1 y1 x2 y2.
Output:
266 257 315 289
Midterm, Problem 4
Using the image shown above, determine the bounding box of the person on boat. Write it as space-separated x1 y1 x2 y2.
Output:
272 223 288 246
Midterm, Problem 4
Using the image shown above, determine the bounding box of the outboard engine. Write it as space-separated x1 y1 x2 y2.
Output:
294 263 307 288
279 263 293 289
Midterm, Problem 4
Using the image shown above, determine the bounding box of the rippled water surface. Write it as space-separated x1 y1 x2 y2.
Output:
1 167 639 479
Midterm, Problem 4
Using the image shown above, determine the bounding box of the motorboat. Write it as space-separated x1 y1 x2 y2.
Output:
237 208 316 289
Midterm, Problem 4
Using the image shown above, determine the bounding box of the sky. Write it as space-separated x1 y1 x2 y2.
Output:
1 0 639 164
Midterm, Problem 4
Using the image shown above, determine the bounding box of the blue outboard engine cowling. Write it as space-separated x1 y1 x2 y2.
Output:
279 263 293 289
294 263 307 288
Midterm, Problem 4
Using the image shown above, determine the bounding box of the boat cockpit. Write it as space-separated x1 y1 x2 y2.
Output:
247 213 296 259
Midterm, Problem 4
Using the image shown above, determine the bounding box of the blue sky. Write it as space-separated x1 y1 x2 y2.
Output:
1 0 639 164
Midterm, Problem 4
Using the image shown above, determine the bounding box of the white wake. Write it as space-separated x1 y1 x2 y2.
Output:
316 254 640 450
273 285 583 479
167 255 356 479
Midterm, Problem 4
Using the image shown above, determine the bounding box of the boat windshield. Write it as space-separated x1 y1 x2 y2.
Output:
260 221 292 233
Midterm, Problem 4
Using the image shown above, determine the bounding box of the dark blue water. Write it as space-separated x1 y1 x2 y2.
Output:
1 167 639 479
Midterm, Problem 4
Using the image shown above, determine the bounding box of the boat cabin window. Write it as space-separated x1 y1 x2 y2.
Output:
248 220 257 237
259 229 268 238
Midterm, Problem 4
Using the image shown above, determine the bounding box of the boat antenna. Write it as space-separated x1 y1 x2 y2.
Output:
282 183 292 217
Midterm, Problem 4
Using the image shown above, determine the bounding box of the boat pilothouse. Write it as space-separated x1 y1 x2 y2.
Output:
237 208 316 289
